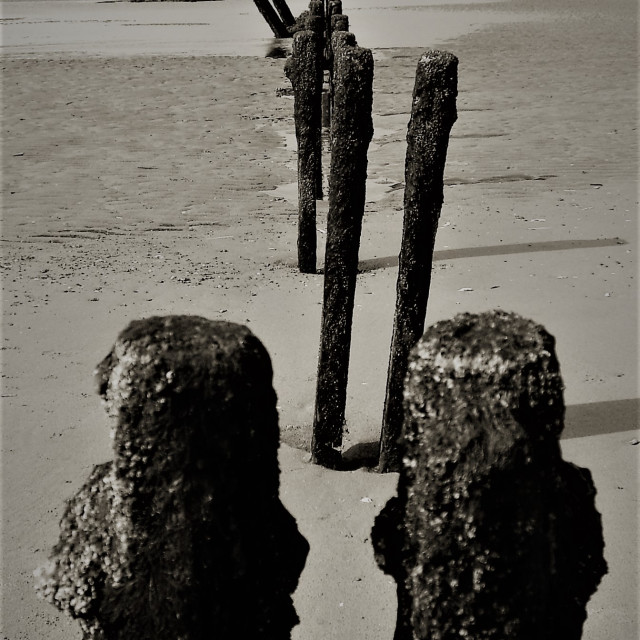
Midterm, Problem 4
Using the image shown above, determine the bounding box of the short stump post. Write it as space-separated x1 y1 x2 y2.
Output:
36 316 309 640
373 310 607 640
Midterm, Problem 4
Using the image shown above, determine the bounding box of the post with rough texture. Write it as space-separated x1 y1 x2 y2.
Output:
312 33 374 468
35 316 309 640
285 27 323 273
327 0 344 46
327 5 348 125
372 310 608 640
329 0 342 16
378 50 458 473
272 0 296 29
331 12 348 33
253 0 290 38
307 0 325 199
307 0 324 27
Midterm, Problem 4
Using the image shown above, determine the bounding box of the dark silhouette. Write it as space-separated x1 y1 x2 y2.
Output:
36 316 308 640
373 310 607 640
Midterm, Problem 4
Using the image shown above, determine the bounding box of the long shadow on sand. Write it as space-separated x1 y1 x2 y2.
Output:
338 399 639 470
564 398 639 439
358 237 627 272
285 399 639 471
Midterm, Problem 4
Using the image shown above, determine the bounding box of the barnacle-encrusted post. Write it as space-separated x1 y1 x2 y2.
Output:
307 0 326 199
285 17 324 273
327 1 348 125
379 50 458 473
312 32 373 467
331 12 348 33
372 310 607 640
35 316 309 640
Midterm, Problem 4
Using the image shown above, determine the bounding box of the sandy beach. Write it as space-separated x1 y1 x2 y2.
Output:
1 0 638 638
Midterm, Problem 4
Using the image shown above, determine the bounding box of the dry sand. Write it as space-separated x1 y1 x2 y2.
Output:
1 0 638 638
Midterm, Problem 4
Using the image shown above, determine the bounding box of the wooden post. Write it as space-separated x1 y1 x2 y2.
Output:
329 0 342 16
378 50 458 473
331 13 349 33
307 0 325 200
327 0 343 49
312 32 373 468
306 0 325 34
327 4 348 130
35 316 309 640
372 310 607 640
272 0 296 29
285 28 323 274
252 0 290 38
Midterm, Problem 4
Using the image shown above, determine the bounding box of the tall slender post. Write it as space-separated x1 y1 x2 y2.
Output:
285 28 323 273
327 2 348 129
312 33 373 468
307 0 325 199
378 51 458 473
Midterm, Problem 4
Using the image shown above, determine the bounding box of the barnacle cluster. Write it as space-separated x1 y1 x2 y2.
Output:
373 310 607 640
34 462 129 636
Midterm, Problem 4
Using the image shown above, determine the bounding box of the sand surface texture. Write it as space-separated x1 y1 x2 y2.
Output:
2 0 638 638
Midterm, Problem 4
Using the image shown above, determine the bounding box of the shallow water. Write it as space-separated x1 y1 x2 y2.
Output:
0 0 534 57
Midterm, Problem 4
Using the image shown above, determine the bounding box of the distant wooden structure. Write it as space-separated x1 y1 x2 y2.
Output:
253 0 295 38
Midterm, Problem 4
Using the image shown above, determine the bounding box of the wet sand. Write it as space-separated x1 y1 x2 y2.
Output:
2 0 638 638
1 0 536 57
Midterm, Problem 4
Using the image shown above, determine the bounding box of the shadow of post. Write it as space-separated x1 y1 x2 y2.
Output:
358 237 627 273
564 398 639 439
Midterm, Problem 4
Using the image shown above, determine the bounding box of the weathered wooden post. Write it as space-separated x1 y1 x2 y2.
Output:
378 50 458 473
372 310 608 640
331 12 349 33
307 0 326 200
253 0 290 38
329 0 342 16
272 0 296 30
35 316 309 640
327 2 348 127
311 32 374 468
285 25 323 274
327 0 345 42
307 0 325 32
